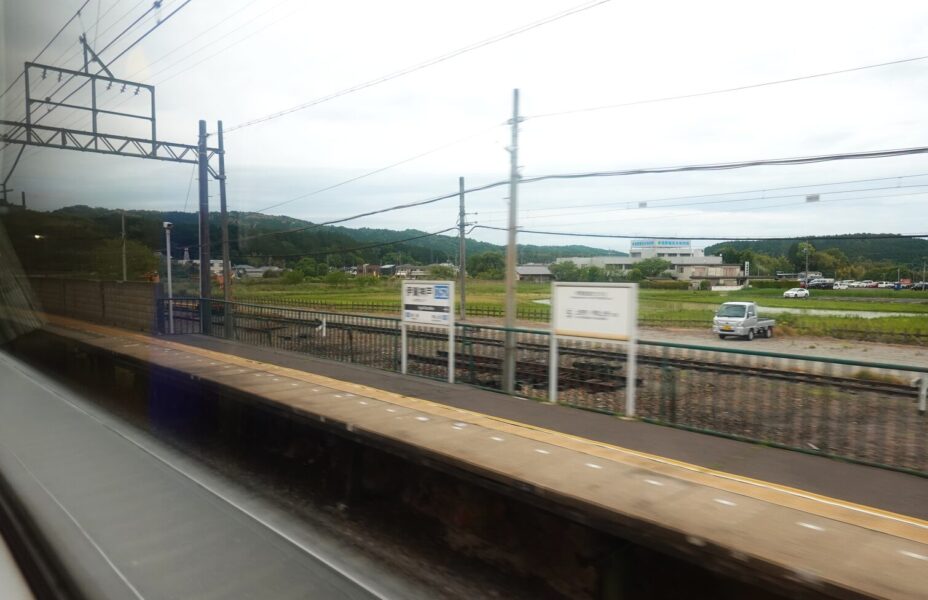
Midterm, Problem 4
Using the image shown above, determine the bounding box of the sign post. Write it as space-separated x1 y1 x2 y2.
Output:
401 280 455 383
549 282 638 415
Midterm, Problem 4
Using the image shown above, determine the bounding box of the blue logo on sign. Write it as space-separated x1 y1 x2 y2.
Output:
434 285 450 300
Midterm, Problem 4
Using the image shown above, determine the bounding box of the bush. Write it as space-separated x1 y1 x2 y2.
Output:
281 270 304 285
639 279 690 290
749 280 795 289
698 280 712 291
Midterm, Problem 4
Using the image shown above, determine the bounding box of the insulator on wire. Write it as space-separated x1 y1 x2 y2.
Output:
134 86 140 95
121 84 126 93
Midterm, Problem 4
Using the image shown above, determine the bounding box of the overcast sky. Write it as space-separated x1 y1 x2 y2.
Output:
3 0 928 253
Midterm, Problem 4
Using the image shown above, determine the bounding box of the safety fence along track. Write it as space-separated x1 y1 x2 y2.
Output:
159 299 928 475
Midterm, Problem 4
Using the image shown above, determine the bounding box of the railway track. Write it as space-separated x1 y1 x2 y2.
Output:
169 305 922 399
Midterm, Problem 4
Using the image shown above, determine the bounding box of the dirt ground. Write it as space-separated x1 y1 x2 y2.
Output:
469 316 928 369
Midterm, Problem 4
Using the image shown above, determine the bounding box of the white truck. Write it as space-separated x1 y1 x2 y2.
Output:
712 301 775 340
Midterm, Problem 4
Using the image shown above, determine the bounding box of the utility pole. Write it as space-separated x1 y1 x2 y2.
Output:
121 210 127 281
458 176 467 320
164 223 174 334
503 89 521 395
197 120 211 334
218 121 233 339
21 191 25 209
804 244 809 283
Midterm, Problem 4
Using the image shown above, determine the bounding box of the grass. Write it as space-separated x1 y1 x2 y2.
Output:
230 278 928 343
640 288 928 314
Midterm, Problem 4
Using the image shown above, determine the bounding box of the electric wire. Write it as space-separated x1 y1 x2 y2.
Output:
479 172 928 216
472 225 928 242
250 227 458 260
527 52 928 120
475 183 928 225
0 0 92 101
224 0 610 133
254 123 505 214
182 143 928 251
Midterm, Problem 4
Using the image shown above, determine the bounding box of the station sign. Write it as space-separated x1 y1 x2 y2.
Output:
551 282 637 341
402 280 454 327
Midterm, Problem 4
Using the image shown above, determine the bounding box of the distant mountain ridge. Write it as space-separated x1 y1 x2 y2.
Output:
36 206 625 266
704 235 928 264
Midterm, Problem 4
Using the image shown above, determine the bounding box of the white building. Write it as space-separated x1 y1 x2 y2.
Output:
556 240 743 286
629 239 703 259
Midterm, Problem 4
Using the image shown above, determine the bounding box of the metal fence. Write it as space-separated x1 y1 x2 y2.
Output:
158 298 928 475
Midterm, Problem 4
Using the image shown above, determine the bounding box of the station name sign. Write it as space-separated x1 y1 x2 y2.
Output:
402 280 454 327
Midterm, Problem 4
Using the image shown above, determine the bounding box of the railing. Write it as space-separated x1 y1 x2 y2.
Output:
233 293 928 346
158 298 928 475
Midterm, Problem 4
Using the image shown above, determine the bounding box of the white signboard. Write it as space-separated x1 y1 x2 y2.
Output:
402 280 454 327
548 282 638 416
551 282 637 340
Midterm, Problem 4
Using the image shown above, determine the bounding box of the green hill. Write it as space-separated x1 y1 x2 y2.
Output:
1 206 623 277
704 235 928 264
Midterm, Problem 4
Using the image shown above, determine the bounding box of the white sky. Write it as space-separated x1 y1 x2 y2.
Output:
3 0 928 253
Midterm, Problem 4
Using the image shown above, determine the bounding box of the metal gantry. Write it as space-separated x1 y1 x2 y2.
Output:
0 55 228 332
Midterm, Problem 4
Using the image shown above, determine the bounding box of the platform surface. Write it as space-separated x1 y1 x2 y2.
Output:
32 316 928 599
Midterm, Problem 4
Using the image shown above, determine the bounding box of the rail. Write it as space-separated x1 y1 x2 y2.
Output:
157 298 928 475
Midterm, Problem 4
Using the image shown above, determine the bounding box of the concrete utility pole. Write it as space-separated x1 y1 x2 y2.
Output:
458 176 467 320
804 244 809 282
503 89 521 395
21 191 26 209
121 210 127 281
164 223 174 334
197 120 211 333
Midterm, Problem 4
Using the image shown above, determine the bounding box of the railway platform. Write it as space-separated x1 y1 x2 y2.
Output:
21 315 928 598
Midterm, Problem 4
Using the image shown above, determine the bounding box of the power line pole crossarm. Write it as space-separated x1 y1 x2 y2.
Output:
503 88 522 395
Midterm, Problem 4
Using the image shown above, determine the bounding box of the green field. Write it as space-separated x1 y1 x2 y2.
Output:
231 278 928 344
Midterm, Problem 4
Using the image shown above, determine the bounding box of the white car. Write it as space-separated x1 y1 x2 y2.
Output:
833 282 848 290
783 287 810 298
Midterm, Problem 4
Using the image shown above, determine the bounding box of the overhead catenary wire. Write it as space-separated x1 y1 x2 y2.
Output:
29 0 193 130
0 0 92 101
223 0 610 133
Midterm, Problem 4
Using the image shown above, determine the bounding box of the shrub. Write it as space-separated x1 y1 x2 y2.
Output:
639 279 689 290
749 280 795 289
281 270 304 285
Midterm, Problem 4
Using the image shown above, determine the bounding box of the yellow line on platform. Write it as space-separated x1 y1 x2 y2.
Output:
44 315 928 542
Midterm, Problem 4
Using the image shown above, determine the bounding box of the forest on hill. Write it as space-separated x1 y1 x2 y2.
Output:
1 206 622 278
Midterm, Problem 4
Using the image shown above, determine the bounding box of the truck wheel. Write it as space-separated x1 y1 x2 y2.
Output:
746 329 755 341
718 334 727 340
765 327 773 338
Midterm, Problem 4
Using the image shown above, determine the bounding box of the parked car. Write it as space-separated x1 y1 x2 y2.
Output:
877 281 895 288
912 282 928 291
712 302 775 340
833 282 849 290
783 287 810 299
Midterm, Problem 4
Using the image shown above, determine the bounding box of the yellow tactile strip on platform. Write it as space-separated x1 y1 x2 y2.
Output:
45 316 928 543
40 316 928 598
